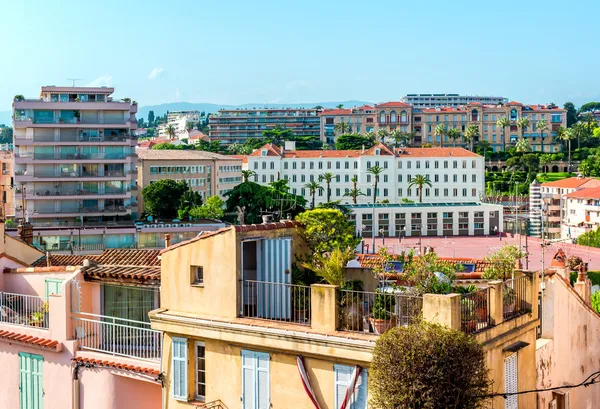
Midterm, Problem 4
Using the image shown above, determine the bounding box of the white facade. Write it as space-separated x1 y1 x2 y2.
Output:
563 190 600 240
347 202 503 238
401 93 508 108
245 144 485 206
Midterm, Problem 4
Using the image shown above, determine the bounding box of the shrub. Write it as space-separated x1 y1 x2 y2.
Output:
370 320 491 409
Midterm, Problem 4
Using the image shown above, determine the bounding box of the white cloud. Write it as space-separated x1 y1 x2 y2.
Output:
86 75 113 87
148 68 164 80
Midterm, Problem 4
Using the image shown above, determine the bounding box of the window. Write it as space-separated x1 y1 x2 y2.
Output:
327 161 332 169
292 175 297 183
462 188 467 196
45 278 63 296
292 162 297 170
453 161 458 169
434 175 439 182
472 160 477 169
195 341 206 400
398 175 402 183
453 175 458 183
318 162 323 170
411 213 421 219
444 175 448 183
172 338 188 400
407 161 411 169
398 188 403 196
427 212 437 218
472 188 477 196
472 174 476 182
191 266 203 285
283 162 288 170
444 188 448 196
262 162 266 170
242 350 270 409
443 161 448 169
262 175 266 183
462 160 467 169
254 162 258 170
443 212 453 218
345 161 349 169
383 188 388 197
416 161 421 169
301 175 306 183
310 162 314 169
434 188 439 196
383 175 388 183
334 365 367 409
19 352 44 409
366 175 371 183
459 212 469 218
345 175 350 182
462 175 467 183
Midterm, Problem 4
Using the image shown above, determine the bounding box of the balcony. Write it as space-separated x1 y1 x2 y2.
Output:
17 152 130 161
241 280 312 326
0 292 49 329
28 189 129 199
72 312 161 361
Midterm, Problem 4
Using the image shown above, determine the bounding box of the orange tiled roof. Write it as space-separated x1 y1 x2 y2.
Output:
248 144 281 157
541 177 599 189
375 101 412 108
321 109 352 115
32 254 89 267
93 249 161 266
396 147 480 158
84 265 161 283
73 357 160 377
0 330 60 350
363 143 395 156
507 101 523 105
565 186 600 199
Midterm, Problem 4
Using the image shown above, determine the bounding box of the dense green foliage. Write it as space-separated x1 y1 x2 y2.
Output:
189 196 224 220
295 208 360 254
0 127 13 144
152 141 221 152
370 321 490 409
592 292 600 315
301 247 354 286
334 133 375 150
485 171 530 195
483 245 526 280
576 227 600 248
177 189 204 220
142 180 194 219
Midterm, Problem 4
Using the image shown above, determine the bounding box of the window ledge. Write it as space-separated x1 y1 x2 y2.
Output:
191 283 204 288
189 399 206 407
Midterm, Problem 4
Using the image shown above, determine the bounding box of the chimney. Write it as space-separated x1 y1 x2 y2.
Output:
46 251 51 267
574 264 592 304
361 144 365 153
284 140 296 152
165 234 171 249
17 219 33 245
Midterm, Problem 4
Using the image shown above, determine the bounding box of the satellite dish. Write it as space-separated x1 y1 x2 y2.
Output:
147 215 153 222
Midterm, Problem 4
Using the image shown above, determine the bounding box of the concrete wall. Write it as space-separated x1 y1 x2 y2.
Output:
537 275 600 408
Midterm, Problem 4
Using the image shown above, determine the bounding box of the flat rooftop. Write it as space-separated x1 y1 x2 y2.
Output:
40 86 115 94
344 202 495 209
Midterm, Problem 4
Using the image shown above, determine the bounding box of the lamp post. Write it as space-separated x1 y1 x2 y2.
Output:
379 228 385 247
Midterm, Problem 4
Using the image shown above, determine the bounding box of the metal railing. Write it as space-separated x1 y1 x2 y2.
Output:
72 312 161 361
0 292 49 329
339 290 422 334
460 288 490 334
241 280 311 326
503 276 530 320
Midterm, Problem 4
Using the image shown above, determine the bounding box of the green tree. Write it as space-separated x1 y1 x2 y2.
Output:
186 122 194 131
343 175 364 204
177 189 204 220
336 104 344 109
564 102 578 128
334 121 350 135
559 127 575 173
13 95 24 101
515 138 531 153
295 208 360 254
483 244 526 280
497 116 510 151
190 195 225 219
582 113 597 142
408 174 432 203
447 127 462 147
367 165 384 205
539 153 552 173
301 247 354 286
152 142 181 150
517 117 530 141
464 125 479 152
0 127 13 144
148 110 155 126
579 102 600 113
166 125 176 139
365 131 377 144
196 140 221 153
389 129 404 147
142 180 190 219
262 125 292 145
370 320 491 409
434 124 448 147
305 181 322 209
334 134 374 150
241 170 256 182
319 172 334 202
537 119 548 153
377 128 389 142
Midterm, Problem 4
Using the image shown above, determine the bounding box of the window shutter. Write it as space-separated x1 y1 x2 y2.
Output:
504 353 518 409
334 365 352 409
172 337 188 400
242 350 255 408
256 352 270 409
353 370 368 409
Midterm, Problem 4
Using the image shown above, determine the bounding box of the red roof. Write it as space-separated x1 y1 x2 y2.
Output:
249 144 281 157
0 330 60 350
506 101 523 105
565 186 600 199
375 101 412 108
541 177 600 189
74 357 160 377
321 109 352 116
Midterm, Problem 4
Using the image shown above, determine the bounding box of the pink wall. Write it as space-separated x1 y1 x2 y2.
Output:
537 275 600 407
2 270 75 297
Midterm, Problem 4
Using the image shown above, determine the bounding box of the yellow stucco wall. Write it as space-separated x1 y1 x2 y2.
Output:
162 333 366 409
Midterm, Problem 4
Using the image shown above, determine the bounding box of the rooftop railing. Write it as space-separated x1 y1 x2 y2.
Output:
503 276 530 320
241 280 311 326
0 292 49 329
460 287 490 334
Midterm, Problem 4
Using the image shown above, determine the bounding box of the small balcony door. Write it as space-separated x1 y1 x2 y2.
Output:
19 352 43 409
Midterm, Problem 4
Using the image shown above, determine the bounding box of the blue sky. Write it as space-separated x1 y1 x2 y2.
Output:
1 0 599 110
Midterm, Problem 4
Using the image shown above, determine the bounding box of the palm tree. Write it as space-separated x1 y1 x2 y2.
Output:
336 104 344 109
559 127 575 173
365 131 377 144
319 172 335 202
241 170 256 182
367 165 384 205
573 122 586 149
166 125 176 139
305 181 322 208
390 129 404 147
464 125 479 152
186 122 195 131
447 128 462 147
408 174 432 203
434 124 448 147
403 131 417 147
334 121 350 135
377 128 389 142
583 112 596 142
517 117 530 141
515 138 531 153
344 175 364 204
537 119 548 153
497 116 510 151
539 153 552 173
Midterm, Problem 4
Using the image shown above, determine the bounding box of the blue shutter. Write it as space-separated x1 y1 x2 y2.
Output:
19 352 43 409
256 352 270 409
334 365 367 409
242 350 255 409
258 239 292 319
172 337 188 400
242 350 270 409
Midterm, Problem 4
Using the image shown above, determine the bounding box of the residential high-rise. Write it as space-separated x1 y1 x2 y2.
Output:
208 107 321 144
12 86 139 225
401 93 508 108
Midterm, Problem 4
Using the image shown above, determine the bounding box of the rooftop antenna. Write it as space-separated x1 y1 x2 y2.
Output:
67 78 83 87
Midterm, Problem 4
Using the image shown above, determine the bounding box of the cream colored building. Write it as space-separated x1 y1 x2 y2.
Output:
136 149 242 213
0 150 15 218
563 186 600 240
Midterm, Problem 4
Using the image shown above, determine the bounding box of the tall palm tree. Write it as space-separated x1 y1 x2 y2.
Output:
166 125 176 139
367 165 384 205
408 175 433 203
447 128 462 147
377 128 389 143
434 124 448 147
403 131 417 147
305 181 322 208
344 175 364 204
319 172 335 202
241 170 256 182
464 125 479 152
583 112 596 142
559 127 575 173
539 153 551 173
186 122 195 131
497 116 510 152
517 117 530 141
515 138 532 153
537 119 548 153
334 121 350 135
365 131 377 144
573 122 586 149
390 129 404 147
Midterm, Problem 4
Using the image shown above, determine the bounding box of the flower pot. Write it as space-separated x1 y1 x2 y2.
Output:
369 317 392 334
463 320 477 333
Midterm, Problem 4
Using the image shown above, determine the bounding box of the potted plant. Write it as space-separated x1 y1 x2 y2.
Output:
503 286 516 314
370 292 395 334
461 298 477 333
339 280 365 332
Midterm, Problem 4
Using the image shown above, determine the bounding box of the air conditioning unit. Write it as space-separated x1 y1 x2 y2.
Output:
187 223 192 227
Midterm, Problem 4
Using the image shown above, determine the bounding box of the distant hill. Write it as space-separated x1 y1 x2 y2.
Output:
136 100 372 121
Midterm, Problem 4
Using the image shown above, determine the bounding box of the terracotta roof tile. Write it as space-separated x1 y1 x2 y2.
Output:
93 249 161 266
375 101 412 108
73 357 160 377
84 265 161 283
137 149 234 161
396 147 480 158
565 186 600 199
321 109 353 115
541 177 600 189
507 101 523 105
0 330 60 350
254 145 480 159
355 254 490 274
248 144 282 157
32 254 90 267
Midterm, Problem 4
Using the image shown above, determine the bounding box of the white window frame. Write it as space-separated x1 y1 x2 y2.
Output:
195 341 206 401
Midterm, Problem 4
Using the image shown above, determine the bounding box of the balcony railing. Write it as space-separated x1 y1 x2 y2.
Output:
72 312 161 361
339 290 422 334
29 153 129 160
0 292 48 329
503 276 530 320
460 288 490 334
241 280 311 326
32 189 128 197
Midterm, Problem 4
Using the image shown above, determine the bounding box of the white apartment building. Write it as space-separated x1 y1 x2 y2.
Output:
529 177 600 239
563 187 600 240
12 86 138 225
245 142 485 206
401 93 508 108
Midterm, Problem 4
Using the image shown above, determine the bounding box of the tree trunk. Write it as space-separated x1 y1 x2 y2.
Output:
568 140 572 173
419 186 423 203
373 181 378 205
541 132 544 154
312 192 316 209
503 128 506 152
326 182 330 202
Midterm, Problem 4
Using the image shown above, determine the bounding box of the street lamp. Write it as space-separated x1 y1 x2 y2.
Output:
379 228 385 246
